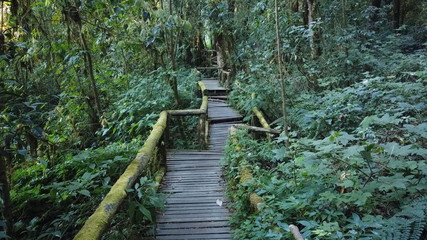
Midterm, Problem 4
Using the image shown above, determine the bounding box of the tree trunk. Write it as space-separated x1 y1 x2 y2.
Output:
170 51 180 106
216 34 233 70
306 0 321 58
216 35 226 69
371 0 382 24
274 0 290 149
78 27 102 133
301 0 309 26
290 0 299 12
393 0 402 29
0 149 12 236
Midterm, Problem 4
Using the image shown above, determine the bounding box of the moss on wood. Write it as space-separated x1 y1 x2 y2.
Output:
252 107 271 129
249 193 265 211
73 111 168 240
154 167 165 191
239 167 253 183
198 81 208 111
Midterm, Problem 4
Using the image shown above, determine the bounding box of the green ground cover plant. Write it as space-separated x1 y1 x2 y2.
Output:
223 74 427 239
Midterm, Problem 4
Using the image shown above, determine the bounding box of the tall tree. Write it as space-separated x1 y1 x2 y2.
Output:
393 0 402 29
274 0 290 148
306 0 321 58
62 2 102 135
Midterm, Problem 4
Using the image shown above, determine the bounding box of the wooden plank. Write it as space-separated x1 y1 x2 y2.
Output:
156 233 233 240
157 227 231 235
157 216 229 223
158 212 230 220
157 221 229 230
162 208 229 215
162 189 224 194
163 204 226 211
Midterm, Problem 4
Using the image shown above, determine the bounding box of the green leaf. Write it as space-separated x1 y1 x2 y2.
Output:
336 132 357 145
381 142 413 157
403 123 427 139
82 172 95 180
17 149 28 155
359 115 377 130
272 147 287 161
78 190 91 197
138 204 152 222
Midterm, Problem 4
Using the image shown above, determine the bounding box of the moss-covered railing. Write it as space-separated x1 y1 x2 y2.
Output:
73 81 209 240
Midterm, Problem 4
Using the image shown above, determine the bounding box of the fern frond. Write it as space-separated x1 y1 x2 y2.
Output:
378 195 427 240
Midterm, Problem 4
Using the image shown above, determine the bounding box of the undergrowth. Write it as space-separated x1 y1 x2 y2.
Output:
8 68 198 239
223 73 427 239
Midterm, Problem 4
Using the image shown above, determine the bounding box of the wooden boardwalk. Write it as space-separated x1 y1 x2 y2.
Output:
155 79 242 240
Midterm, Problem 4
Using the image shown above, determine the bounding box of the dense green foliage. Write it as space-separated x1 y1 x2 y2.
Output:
222 0 427 239
11 141 141 239
1 0 202 238
1 0 426 239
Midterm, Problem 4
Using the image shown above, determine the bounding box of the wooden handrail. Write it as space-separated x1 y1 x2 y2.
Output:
73 111 168 240
74 80 209 240
167 109 205 116
232 124 280 135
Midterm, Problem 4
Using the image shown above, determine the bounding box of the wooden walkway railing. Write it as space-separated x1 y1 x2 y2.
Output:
73 81 209 240
155 78 242 239
73 63 296 239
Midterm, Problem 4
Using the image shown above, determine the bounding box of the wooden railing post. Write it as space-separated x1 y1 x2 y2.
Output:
199 113 207 146
158 128 168 171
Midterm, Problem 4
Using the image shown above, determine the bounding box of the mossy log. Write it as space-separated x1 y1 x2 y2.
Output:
252 107 271 129
200 95 208 111
73 111 168 240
